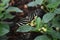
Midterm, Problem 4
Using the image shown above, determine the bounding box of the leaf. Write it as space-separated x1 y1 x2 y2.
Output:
52 16 60 27
34 35 51 40
47 28 60 39
0 35 8 40
54 8 60 14
0 23 9 36
0 13 3 19
0 3 5 7
17 25 34 32
27 0 43 7
1 0 10 4
4 4 9 9
35 0 44 5
47 0 60 4
47 2 60 8
27 2 37 7
0 7 5 11
42 13 55 23
3 13 14 19
35 17 42 30
6 7 23 12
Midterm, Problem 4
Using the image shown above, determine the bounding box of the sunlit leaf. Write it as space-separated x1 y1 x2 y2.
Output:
35 17 42 30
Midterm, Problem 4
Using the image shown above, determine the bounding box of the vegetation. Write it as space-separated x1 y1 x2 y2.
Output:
0 0 60 40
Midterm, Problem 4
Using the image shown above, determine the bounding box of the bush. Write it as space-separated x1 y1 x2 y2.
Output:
0 0 60 40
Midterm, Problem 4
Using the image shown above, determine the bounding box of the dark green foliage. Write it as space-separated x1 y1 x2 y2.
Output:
0 0 60 40
0 0 23 36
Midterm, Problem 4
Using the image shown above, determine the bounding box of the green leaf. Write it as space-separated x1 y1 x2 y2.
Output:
27 2 37 7
0 7 5 12
0 35 8 40
34 35 51 40
47 28 60 39
47 2 60 8
0 23 9 36
17 25 34 32
1 0 10 4
6 7 23 12
3 13 14 19
42 13 55 23
54 8 60 14
4 4 9 9
47 0 60 4
0 13 3 19
52 16 60 27
35 17 42 30
27 0 43 7
35 0 43 5
0 3 5 7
